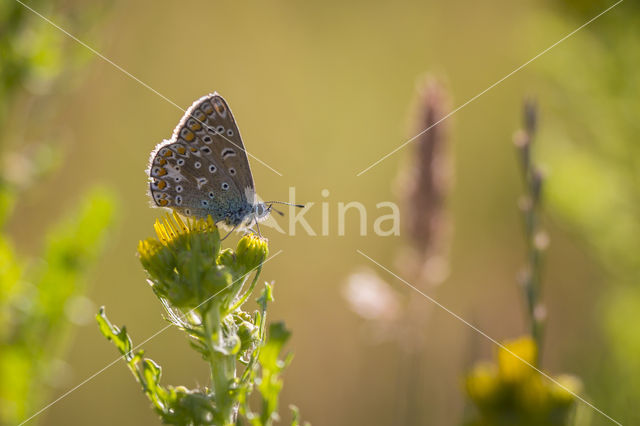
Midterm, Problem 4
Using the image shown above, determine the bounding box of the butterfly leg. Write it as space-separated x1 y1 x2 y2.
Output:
221 223 240 241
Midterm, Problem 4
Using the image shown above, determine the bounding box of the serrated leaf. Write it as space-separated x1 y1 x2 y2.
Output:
96 307 133 360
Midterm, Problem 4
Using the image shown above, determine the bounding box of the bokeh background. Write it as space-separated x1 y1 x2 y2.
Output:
2 0 639 425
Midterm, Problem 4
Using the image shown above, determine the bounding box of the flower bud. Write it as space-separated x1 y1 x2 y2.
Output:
236 234 269 272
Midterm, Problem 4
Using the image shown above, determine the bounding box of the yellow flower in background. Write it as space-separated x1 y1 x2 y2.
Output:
465 362 500 406
497 337 537 383
464 336 582 426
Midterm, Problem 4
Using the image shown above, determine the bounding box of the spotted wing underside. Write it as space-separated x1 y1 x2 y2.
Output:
147 93 255 222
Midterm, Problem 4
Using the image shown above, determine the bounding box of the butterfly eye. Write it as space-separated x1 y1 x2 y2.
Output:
216 125 225 134
201 200 209 207
209 165 217 173
227 129 234 137
229 168 236 175
194 161 201 169
203 136 212 143
221 182 229 191
208 192 215 199
175 196 182 205
177 159 185 166
176 185 183 193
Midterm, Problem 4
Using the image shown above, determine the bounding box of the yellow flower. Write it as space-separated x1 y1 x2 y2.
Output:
497 336 538 383
152 212 217 246
465 362 500 406
137 212 269 314
464 335 581 425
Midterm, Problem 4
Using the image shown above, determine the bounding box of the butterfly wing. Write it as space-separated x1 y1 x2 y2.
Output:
148 93 255 223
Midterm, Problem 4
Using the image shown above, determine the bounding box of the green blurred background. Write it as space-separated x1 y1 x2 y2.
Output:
2 0 638 425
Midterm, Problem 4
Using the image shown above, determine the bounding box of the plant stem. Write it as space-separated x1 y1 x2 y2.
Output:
203 307 236 425
523 194 544 355
515 99 546 363
227 265 262 315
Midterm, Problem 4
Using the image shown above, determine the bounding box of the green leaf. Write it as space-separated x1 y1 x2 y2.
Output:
96 307 133 360
259 322 291 370
257 322 292 425
257 282 274 311
290 405 301 426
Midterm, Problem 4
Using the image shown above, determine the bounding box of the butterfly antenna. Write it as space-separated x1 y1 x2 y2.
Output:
269 206 285 216
265 201 306 208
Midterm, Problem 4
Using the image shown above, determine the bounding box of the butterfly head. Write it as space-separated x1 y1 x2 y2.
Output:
253 202 271 221
251 201 305 222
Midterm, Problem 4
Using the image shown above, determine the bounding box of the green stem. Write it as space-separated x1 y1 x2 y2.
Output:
521 175 545 363
203 308 236 425
227 264 263 314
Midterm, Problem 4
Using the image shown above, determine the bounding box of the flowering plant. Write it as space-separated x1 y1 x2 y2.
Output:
97 213 303 425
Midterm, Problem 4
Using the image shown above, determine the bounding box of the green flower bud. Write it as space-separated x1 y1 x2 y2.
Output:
236 317 259 352
217 248 236 268
236 234 269 271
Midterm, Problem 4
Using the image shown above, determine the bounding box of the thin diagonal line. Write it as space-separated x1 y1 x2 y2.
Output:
18 250 283 426
357 249 622 426
13 0 283 177
356 0 624 177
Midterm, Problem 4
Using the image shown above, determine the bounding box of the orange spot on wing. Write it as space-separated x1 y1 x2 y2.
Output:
201 103 214 115
214 100 226 115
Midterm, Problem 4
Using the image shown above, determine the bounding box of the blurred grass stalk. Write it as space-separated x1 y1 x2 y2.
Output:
395 76 452 424
344 75 453 424
513 99 548 359
463 101 581 426
0 2 116 424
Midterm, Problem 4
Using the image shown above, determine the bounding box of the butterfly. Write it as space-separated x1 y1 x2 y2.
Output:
147 92 302 237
